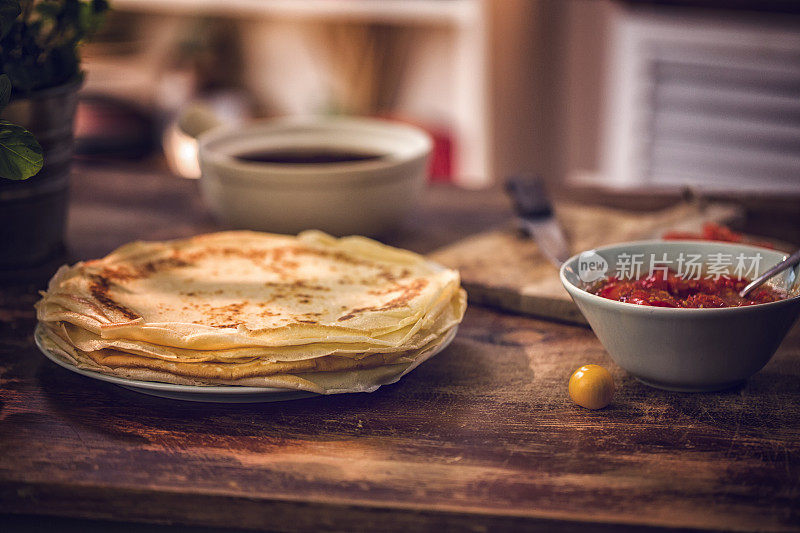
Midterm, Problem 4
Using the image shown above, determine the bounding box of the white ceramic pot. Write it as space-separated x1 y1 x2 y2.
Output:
197 116 432 236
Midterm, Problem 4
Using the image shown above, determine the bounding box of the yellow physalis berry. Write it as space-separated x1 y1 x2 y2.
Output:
569 364 614 410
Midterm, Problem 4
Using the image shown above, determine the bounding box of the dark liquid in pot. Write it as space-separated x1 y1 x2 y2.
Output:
234 149 385 164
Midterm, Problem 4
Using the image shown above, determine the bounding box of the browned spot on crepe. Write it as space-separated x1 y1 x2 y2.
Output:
338 279 429 321
88 275 140 321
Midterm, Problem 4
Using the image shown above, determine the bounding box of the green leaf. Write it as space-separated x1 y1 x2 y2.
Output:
0 0 20 40
0 120 43 180
0 74 11 110
78 0 107 36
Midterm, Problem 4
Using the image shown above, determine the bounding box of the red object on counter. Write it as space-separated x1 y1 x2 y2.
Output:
590 269 784 308
376 114 455 182
663 222 774 249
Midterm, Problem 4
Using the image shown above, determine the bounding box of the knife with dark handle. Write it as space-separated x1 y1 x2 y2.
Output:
505 175 571 267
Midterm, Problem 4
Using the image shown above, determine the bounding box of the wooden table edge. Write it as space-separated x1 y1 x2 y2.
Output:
1 479 786 533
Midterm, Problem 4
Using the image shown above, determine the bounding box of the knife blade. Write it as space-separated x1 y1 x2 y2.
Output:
505 175 571 267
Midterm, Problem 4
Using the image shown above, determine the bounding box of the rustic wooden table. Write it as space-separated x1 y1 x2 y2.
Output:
1 161 799 532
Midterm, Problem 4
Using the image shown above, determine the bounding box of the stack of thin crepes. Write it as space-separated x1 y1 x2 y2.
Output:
36 231 466 394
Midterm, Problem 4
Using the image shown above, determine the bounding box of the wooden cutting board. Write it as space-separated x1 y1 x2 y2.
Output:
428 201 744 325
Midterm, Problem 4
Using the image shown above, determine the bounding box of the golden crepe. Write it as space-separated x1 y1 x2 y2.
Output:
36 231 466 394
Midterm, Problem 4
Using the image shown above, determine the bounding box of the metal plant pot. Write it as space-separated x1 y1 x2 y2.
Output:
0 81 79 273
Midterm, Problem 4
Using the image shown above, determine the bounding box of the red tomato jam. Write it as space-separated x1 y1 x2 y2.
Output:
589 270 785 308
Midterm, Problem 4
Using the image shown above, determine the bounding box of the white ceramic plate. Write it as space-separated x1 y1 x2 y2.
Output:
34 324 456 403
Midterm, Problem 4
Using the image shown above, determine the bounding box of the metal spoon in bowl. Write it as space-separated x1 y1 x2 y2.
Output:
739 249 800 298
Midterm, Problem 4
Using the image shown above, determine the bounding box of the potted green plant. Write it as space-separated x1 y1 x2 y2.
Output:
0 0 107 274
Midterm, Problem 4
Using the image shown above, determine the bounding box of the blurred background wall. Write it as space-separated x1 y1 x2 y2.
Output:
76 0 800 197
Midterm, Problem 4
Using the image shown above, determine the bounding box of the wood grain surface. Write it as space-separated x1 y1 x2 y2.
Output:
1 160 799 532
429 202 743 324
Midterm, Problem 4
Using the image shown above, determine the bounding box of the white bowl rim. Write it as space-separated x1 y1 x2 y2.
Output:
560 239 800 316
198 115 433 177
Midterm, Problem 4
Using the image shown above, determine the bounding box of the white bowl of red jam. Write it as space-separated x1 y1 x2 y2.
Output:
560 241 800 392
